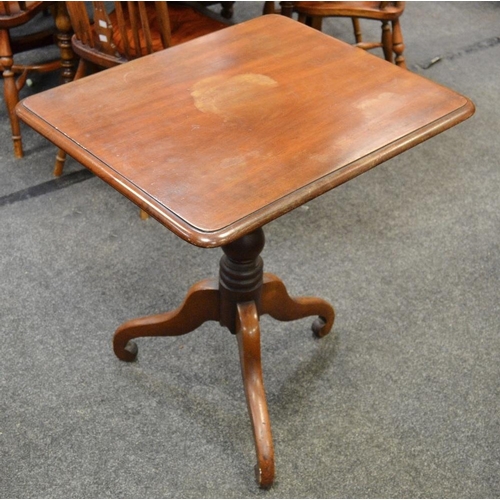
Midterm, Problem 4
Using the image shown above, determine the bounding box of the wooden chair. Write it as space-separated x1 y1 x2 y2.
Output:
53 1 230 178
265 1 406 68
198 2 235 19
0 1 73 158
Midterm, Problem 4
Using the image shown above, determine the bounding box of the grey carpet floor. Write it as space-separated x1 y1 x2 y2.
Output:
1 2 499 498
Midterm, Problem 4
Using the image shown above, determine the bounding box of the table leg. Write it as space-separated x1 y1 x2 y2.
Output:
113 278 220 361
236 301 274 488
261 273 335 338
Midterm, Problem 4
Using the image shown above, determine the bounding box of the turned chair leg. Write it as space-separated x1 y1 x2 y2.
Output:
279 1 294 18
53 59 87 176
381 20 393 64
352 17 362 44
262 1 276 15
1 30 23 158
53 2 75 83
53 149 67 176
392 18 406 69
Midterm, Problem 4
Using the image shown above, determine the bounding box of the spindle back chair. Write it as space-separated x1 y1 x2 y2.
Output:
1 1 67 157
54 1 229 177
265 1 406 68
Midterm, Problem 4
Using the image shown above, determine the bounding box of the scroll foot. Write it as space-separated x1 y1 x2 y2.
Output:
113 278 220 361
236 302 275 488
261 273 334 338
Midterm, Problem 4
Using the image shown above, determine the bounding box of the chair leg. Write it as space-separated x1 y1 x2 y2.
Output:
53 59 87 176
53 149 67 176
53 2 76 83
219 1 234 19
279 1 294 18
351 17 362 44
262 1 276 15
298 15 322 30
381 20 393 63
0 30 23 158
392 18 406 69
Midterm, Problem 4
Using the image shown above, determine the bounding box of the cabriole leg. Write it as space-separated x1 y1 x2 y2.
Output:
236 301 275 488
113 278 220 361
261 273 334 338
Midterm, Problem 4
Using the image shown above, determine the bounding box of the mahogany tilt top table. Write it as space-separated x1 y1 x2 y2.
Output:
17 15 474 488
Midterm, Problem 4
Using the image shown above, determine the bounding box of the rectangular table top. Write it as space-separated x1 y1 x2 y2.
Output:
17 15 474 248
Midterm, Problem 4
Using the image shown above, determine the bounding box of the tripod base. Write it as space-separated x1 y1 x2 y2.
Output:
113 229 334 488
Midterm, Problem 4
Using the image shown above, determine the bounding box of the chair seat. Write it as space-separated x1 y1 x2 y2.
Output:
108 2 227 58
293 2 404 20
168 3 228 44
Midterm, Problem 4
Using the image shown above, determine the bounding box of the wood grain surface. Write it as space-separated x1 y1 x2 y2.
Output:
17 15 474 247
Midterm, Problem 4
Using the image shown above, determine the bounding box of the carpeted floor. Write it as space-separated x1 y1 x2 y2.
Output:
1 2 499 498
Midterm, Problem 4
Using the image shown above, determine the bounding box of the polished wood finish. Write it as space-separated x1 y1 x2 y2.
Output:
113 278 220 362
261 274 334 338
53 0 229 176
113 228 334 487
236 301 274 489
266 1 407 68
53 2 75 83
67 1 227 65
19 15 474 247
0 1 73 157
17 15 474 487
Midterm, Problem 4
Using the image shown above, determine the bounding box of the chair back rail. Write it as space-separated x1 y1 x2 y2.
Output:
264 1 406 68
53 0 229 175
67 1 174 64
